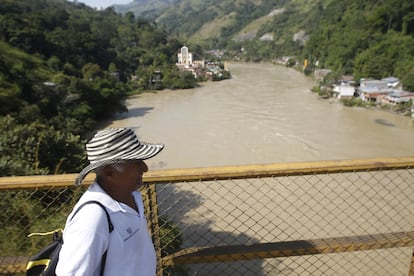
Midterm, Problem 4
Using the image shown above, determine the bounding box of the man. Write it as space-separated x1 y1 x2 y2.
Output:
56 128 164 275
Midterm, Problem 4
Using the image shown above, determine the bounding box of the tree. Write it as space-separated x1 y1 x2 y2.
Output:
0 0 184 177
0 117 86 176
402 67 414 92
82 63 103 80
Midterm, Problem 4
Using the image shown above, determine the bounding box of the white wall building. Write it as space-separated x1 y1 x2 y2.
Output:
332 84 355 99
177 46 193 67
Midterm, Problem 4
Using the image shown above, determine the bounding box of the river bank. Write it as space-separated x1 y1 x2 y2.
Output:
101 62 414 276
105 62 413 171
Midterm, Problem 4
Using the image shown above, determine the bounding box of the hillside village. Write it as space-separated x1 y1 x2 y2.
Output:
176 46 231 81
176 48 414 117
314 68 414 112
275 57 414 117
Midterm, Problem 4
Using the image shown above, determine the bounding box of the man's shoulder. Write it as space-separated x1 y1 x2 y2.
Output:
77 183 119 213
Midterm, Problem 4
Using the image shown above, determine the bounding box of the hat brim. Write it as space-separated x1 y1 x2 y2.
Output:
75 143 164 185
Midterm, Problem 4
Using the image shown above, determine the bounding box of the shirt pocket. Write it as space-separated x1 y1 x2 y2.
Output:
120 225 140 242
112 212 141 242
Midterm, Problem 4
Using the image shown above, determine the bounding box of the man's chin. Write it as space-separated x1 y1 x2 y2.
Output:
136 181 144 190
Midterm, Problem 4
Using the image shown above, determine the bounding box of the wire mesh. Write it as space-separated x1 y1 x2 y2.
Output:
154 169 414 275
0 166 413 275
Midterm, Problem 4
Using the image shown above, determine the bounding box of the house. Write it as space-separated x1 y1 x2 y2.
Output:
148 70 163 90
359 88 392 102
175 46 229 80
359 79 392 102
381 77 400 88
360 79 388 89
274 56 295 66
380 90 414 105
340 75 354 83
314 69 332 81
332 84 355 99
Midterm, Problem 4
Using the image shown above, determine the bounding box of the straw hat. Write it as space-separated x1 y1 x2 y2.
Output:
75 128 164 185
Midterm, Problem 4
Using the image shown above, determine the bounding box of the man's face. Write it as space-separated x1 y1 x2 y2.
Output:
114 160 148 191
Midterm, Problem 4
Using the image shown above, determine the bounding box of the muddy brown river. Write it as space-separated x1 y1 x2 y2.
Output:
107 62 413 169
107 62 413 275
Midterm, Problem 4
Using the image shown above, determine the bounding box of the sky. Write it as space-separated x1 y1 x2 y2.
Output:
71 0 133 9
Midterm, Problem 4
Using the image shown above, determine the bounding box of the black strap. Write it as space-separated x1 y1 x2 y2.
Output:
70 200 114 276
71 200 114 232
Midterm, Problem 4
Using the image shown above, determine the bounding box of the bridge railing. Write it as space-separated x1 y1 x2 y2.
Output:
1 157 414 275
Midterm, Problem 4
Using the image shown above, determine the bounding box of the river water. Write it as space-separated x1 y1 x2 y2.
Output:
108 62 413 275
108 62 413 170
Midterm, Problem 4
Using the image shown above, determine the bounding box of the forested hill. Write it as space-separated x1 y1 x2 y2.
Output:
1 0 414 177
119 0 414 89
0 0 187 176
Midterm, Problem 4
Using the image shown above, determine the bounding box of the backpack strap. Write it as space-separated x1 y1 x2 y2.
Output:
71 200 114 232
70 200 114 276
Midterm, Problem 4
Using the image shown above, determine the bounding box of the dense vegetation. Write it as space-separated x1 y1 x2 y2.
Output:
1 1 189 266
2 0 414 175
124 0 414 90
302 0 414 85
0 0 193 177
1 0 413 270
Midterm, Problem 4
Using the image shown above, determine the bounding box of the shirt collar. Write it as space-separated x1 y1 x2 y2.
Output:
80 181 142 215
78 181 123 213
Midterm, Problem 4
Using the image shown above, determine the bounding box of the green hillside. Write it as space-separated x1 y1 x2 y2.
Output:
0 0 188 177
119 0 329 47
120 0 414 88
2 0 414 176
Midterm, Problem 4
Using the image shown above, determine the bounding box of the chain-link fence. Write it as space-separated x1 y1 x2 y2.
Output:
1 157 414 275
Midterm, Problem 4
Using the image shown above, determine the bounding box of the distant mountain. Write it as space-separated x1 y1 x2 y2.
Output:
116 0 414 88
114 0 174 19
115 0 332 48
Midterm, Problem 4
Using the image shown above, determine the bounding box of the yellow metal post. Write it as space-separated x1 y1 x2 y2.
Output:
145 183 163 276
409 248 414 276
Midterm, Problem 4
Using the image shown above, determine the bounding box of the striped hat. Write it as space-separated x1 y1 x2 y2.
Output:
75 128 164 185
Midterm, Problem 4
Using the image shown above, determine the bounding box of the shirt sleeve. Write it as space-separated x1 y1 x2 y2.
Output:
56 204 110 276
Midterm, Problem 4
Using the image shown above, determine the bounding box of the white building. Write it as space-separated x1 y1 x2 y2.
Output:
358 79 392 102
332 84 355 99
381 90 414 105
381 77 400 88
360 79 388 89
177 46 193 67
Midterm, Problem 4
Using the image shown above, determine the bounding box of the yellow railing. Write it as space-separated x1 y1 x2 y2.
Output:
1 157 414 275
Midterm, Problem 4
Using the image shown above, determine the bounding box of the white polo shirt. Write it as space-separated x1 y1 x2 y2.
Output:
56 182 156 276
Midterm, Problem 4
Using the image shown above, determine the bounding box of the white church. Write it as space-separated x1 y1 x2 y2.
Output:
176 46 193 67
176 46 226 80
